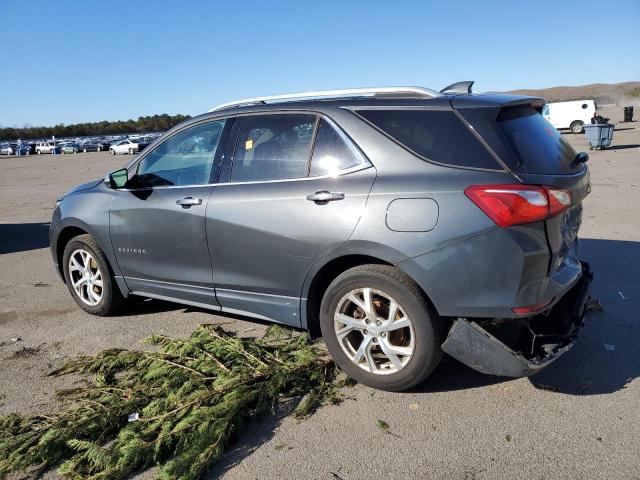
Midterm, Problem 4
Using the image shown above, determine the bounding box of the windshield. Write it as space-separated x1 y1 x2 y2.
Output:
498 107 581 174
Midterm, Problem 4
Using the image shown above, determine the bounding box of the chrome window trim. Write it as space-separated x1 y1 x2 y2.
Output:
117 110 373 192
116 163 373 191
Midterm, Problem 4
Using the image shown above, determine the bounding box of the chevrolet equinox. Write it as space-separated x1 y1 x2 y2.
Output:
50 82 593 391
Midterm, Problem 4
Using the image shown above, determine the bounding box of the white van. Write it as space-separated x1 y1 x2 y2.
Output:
542 100 597 134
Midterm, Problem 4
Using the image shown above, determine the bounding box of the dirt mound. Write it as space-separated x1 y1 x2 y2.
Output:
508 81 640 105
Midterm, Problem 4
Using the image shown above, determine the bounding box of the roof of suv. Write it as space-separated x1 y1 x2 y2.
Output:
204 84 544 118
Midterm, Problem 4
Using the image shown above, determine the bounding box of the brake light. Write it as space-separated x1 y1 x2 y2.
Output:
464 184 572 227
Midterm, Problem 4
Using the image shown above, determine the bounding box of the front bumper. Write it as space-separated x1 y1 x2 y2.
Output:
441 262 593 377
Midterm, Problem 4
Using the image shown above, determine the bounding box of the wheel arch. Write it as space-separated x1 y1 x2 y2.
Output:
55 219 126 296
301 246 440 339
55 224 89 281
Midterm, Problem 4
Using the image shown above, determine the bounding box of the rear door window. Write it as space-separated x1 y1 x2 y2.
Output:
356 109 500 170
310 118 368 176
498 107 581 174
231 114 315 182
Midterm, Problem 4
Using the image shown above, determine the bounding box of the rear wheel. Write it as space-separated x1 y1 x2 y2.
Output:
63 234 126 316
128 148 134 154
110 148 115 155
36 149 41 154
319 264 442 391
84 148 87 152
570 120 584 134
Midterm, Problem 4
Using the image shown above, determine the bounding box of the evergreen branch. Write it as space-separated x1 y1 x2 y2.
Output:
0 324 348 480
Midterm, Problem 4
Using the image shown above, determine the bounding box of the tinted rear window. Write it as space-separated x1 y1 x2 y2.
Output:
498 107 580 174
357 109 500 169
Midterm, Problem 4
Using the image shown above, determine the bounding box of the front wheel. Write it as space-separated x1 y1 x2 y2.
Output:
83 148 87 152
110 149 115 155
319 264 442 391
570 120 584 134
62 234 126 316
128 148 134 154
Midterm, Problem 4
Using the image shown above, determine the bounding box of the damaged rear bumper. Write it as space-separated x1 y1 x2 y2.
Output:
441 262 593 377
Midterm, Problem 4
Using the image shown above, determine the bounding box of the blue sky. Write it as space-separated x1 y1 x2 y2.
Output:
1 0 638 126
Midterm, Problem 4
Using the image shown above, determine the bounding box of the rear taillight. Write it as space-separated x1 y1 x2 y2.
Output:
512 297 554 315
464 184 572 227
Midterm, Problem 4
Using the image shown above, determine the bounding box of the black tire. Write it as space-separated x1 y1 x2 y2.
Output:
128 148 134 154
36 150 41 154
319 264 442 391
570 120 584 134
84 148 87 152
62 234 126 316
110 149 115 155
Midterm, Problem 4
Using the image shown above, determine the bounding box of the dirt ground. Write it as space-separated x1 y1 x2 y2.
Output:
1 106 639 479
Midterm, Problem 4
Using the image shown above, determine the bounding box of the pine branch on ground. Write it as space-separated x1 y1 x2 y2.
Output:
0 325 353 480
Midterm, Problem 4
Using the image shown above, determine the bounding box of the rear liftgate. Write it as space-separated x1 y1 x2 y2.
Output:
442 262 593 377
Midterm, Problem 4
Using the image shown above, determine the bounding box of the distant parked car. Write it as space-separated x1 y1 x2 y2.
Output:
0 142 17 155
23 142 36 155
79 141 100 152
36 141 59 154
61 143 81 154
96 139 111 151
109 139 149 155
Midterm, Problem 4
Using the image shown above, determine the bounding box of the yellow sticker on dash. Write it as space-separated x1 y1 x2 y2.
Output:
245 139 253 150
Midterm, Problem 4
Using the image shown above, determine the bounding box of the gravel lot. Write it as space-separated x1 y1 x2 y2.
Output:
1 108 639 479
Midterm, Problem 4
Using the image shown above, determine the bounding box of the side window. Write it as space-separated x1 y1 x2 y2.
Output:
542 104 549 115
357 109 500 170
310 119 368 176
231 114 315 182
132 120 226 188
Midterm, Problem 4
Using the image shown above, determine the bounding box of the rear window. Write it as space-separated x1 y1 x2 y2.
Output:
357 109 500 170
498 107 580 174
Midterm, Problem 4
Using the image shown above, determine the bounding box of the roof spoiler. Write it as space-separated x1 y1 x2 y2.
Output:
440 81 474 94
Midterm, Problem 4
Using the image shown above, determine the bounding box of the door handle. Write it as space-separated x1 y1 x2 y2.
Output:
176 197 203 208
306 191 345 203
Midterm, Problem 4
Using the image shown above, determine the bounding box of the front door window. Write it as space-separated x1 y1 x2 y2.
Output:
131 120 227 188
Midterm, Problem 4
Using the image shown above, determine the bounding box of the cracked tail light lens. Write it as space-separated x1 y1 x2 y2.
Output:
464 184 572 227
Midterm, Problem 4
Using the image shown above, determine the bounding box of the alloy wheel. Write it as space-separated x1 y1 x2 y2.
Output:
334 288 415 375
68 249 103 306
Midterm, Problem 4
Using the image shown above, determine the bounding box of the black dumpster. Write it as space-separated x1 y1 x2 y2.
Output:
624 106 634 122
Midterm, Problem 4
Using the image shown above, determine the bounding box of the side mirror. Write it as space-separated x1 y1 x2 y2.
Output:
105 168 129 189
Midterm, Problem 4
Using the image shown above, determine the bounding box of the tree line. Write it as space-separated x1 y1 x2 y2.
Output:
0 114 192 141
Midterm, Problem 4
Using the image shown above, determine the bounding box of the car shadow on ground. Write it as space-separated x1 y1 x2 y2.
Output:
606 144 640 151
0 223 50 254
613 127 635 132
204 399 300 479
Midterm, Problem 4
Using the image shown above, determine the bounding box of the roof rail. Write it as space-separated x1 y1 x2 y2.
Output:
209 86 443 112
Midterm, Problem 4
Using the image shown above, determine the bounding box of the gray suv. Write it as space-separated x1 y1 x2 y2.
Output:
50 83 593 391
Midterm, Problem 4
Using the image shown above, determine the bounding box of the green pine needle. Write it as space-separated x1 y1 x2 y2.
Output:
0 324 348 480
